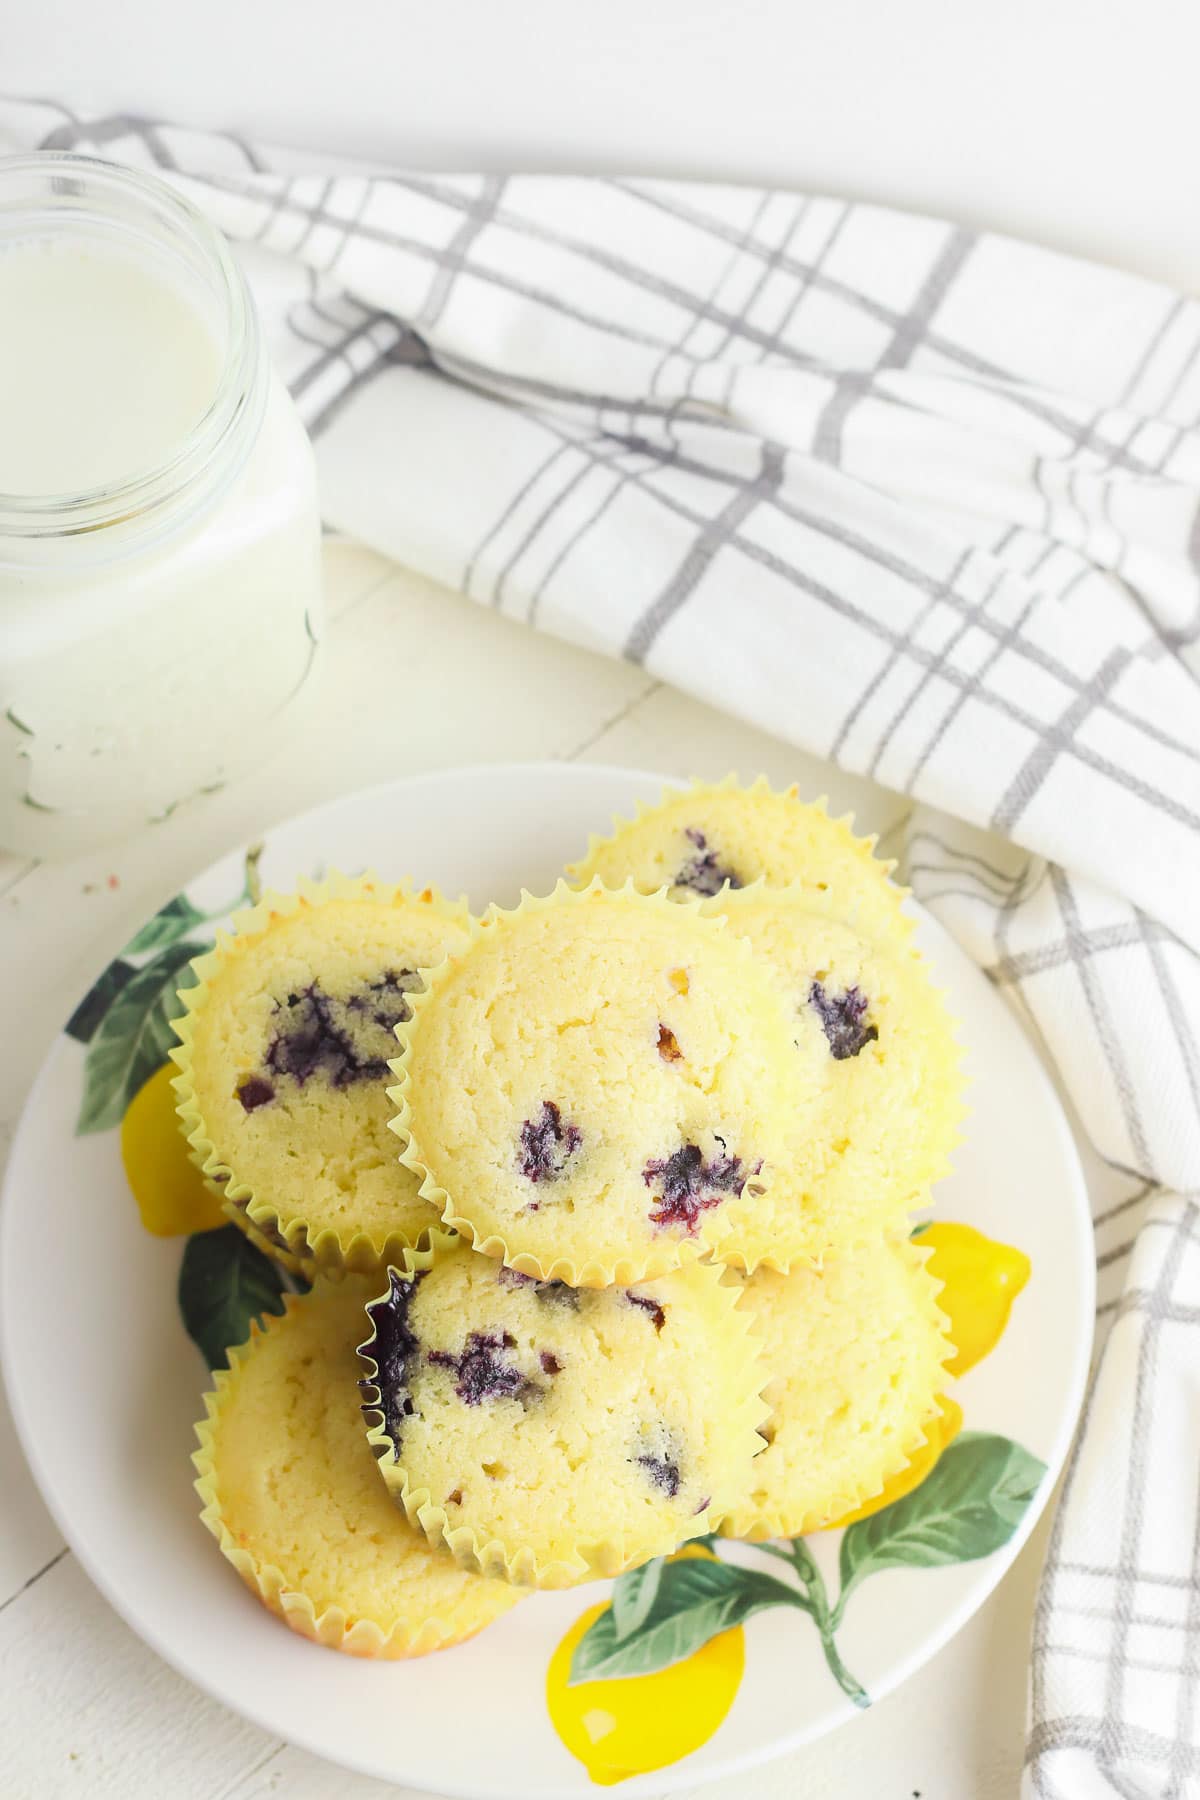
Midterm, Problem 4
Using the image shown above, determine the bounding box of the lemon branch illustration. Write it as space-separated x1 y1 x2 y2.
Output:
69 844 264 1134
569 1433 1046 1707
752 1537 868 1705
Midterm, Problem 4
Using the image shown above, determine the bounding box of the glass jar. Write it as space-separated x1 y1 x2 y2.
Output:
0 153 323 858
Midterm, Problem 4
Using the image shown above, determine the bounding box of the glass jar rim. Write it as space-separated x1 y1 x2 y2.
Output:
0 152 260 539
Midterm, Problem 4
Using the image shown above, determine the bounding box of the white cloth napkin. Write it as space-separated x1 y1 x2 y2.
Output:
4 97 1198 1799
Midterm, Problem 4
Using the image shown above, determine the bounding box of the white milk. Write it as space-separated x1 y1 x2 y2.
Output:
0 166 323 858
0 239 223 496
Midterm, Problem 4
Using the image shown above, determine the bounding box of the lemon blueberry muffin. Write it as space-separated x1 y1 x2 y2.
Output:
391 881 801 1287
698 887 963 1268
360 1243 768 1588
172 874 470 1275
192 1285 522 1657
567 776 910 948
718 1240 951 1540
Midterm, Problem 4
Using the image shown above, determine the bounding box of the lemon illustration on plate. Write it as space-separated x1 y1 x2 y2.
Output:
546 1546 744 1786
821 1392 964 1531
121 1061 225 1237
546 1220 1035 1778
921 1221 1032 1377
823 1221 1031 1530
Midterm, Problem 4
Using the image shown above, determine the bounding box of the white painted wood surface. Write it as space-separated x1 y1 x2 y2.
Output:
0 541 1042 1798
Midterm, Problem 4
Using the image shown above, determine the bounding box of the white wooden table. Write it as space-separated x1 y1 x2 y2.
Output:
0 540 1046 1799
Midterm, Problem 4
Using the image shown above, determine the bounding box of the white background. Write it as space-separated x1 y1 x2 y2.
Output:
5 0 1200 289
3 9 1192 1797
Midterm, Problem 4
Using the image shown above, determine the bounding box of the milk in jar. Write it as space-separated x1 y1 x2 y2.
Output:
0 154 323 857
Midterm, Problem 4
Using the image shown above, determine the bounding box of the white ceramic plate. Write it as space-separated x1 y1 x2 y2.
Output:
0 763 1093 1799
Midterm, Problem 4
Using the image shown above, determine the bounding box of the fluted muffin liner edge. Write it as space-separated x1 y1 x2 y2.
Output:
387 876 805 1290
192 1288 514 1658
716 1235 955 1542
359 1245 773 1591
563 772 916 949
695 877 969 1275
169 870 468 1280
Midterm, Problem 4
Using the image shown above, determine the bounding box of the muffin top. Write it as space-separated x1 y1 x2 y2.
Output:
720 1240 950 1540
361 1244 767 1587
195 1286 521 1646
698 889 963 1268
174 878 470 1263
567 778 910 948
392 883 800 1286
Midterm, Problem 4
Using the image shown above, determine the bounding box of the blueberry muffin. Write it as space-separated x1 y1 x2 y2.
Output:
172 874 470 1275
698 886 963 1269
719 1240 951 1540
192 1285 522 1656
360 1243 768 1588
567 776 910 948
390 881 800 1287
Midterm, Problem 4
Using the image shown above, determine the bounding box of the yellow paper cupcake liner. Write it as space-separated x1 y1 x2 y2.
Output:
220 1190 317 1279
193 1281 518 1657
717 1236 953 1541
387 876 801 1290
170 870 467 1279
695 878 968 1274
565 773 915 951
359 1248 771 1590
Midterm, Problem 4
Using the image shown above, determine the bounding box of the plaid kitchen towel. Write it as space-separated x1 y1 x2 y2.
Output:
3 97 1198 1799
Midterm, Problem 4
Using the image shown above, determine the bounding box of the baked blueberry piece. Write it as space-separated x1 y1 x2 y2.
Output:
360 1243 768 1588
172 874 470 1275
697 886 964 1269
193 1285 521 1655
389 882 801 1286
568 776 911 948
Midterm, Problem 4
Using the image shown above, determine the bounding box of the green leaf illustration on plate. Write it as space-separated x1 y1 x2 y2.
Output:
610 1553 664 1642
75 939 206 1135
123 893 210 955
64 958 136 1045
69 843 265 1135
833 1431 1047 1620
567 1431 1046 1711
571 1559 803 1684
178 1225 301 1370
